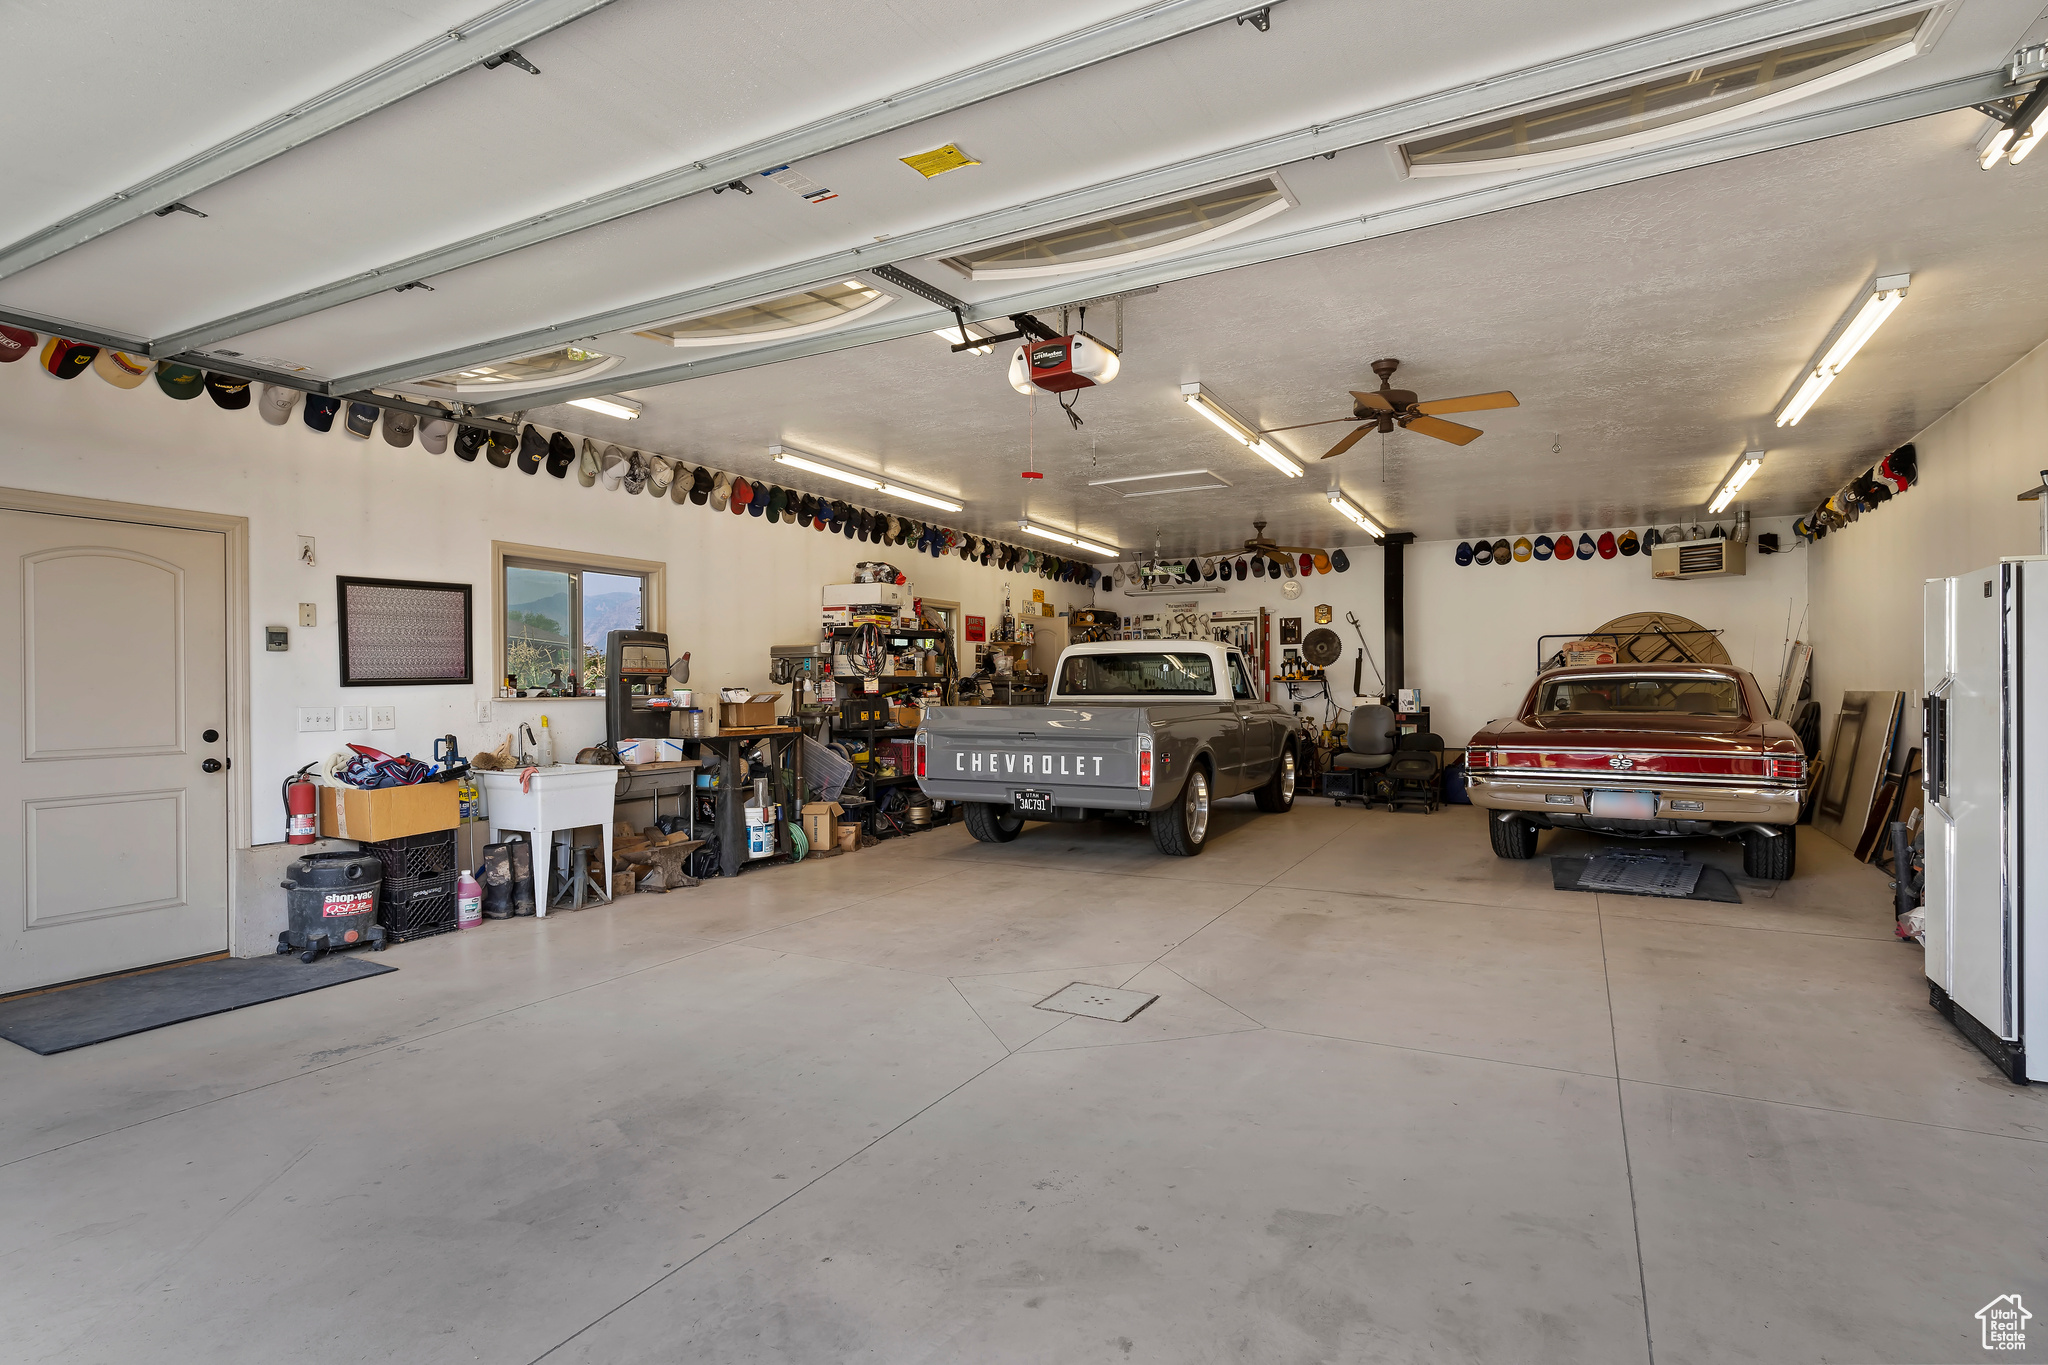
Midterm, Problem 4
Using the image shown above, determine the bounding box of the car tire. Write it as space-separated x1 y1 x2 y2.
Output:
1254 742 1296 812
1151 767 1211 857
965 801 1024 844
1741 825 1795 880
1489 813 1539 860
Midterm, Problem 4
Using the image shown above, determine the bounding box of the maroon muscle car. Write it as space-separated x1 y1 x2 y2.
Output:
1463 663 1806 880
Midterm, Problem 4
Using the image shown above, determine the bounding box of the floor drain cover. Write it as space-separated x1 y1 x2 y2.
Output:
1576 850 1703 897
1033 982 1160 1022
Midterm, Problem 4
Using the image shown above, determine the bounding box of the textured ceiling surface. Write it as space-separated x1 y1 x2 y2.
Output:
523 111 2048 551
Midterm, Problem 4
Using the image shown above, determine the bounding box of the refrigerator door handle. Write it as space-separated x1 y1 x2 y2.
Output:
1925 679 1954 821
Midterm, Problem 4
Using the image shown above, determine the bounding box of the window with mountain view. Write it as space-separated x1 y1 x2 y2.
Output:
502 557 648 695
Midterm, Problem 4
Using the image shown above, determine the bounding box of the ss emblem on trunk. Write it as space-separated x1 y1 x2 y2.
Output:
1608 755 1634 770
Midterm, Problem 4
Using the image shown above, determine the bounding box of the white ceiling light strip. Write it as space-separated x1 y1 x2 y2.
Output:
1180 383 1303 477
565 394 641 419
768 444 962 511
1707 450 1766 514
1773 272 1909 427
1020 522 1119 557
1326 490 1388 540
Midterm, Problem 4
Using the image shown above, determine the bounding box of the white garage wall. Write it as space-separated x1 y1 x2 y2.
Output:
0 360 1093 850
1807 336 2048 751
1177 522 1807 746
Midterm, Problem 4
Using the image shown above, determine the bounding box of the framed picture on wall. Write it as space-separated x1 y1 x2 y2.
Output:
335 576 474 686
1279 617 1302 645
965 615 986 642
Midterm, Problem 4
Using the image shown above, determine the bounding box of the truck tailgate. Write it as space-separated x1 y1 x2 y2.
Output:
920 706 1144 790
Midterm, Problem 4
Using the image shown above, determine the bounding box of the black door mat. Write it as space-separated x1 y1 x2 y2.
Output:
0 954 396 1056
1549 856 1741 903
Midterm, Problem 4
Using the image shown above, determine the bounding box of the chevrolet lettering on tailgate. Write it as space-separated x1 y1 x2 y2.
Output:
957 750 1108 779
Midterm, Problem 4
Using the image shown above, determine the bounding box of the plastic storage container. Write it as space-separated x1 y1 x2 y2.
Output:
278 851 386 961
456 870 483 929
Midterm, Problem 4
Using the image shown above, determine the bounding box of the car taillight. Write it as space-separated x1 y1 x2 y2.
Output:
1768 754 1805 782
1466 748 1490 769
914 732 927 778
1137 732 1153 788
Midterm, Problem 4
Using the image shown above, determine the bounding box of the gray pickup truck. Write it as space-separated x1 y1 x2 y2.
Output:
913 642 1298 855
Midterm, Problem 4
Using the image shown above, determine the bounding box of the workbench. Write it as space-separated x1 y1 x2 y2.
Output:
686 728 804 878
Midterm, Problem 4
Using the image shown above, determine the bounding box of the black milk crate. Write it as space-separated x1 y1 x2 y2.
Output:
379 875 459 942
365 828 458 885
1320 770 1358 799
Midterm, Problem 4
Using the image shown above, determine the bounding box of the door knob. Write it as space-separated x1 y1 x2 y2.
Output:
202 759 223 773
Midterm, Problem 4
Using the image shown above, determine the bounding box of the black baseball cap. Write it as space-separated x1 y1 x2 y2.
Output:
690 466 711 505
304 395 340 431
40 337 98 378
488 430 517 467
516 424 546 474
204 372 251 409
344 401 378 438
545 430 575 478
453 424 488 461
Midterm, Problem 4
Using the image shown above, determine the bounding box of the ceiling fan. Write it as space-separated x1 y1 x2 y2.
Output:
1240 519 1319 556
1265 358 1518 458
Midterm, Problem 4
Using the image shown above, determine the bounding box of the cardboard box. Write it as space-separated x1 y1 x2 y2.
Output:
717 691 781 729
800 801 844 854
893 706 921 728
318 782 459 842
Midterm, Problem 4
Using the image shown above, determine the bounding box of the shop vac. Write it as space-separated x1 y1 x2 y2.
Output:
278 851 388 961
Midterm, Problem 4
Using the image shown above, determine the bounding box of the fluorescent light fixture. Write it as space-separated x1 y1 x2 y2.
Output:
933 322 994 355
1326 490 1388 540
1020 521 1118 557
1179 383 1303 477
769 444 963 511
566 394 642 420
1983 80 2048 167
1980 123 2017 168
1773 273 1909 427
1707 450 1766 515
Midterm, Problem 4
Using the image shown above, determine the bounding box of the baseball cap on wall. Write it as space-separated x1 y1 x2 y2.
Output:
156 362 203 399
204 372 252 409
93 350 153 388
256 383 303 424
419 414 453 454
381 406 417 447
454 424 488 460
345 402 379 439
304 395 340 430
41 337 99 378
516 425 546 474
0 324 35 362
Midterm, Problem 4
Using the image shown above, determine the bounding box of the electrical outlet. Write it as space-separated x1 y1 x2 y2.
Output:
342 706 369 730
299 603 317 627
371 706 397 731
297 536 316 567
297 707 335 732
475 699 492 725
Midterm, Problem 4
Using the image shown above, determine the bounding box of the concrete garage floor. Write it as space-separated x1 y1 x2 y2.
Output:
4 803 2044 1364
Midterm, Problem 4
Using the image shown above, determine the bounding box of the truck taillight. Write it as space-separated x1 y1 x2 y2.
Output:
1768 754 1805 782
915 732 927 778
1137 732 1153 789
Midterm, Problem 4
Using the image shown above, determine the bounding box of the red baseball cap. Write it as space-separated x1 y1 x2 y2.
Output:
41 336 99 378
0 324 34 363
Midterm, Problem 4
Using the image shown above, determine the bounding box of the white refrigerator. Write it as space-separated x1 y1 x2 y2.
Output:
1923 557 2048 1083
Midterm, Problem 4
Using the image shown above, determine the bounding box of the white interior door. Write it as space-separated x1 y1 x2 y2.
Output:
0 510 229 993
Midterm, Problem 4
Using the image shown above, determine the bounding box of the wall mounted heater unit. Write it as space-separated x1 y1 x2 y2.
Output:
1651 539 1745 580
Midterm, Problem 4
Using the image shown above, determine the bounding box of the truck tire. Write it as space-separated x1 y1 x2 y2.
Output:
1489 813 1538 860
1151 768 1211 857
1254 742 1297 813
1741 826 1795 880
965 802 1025 844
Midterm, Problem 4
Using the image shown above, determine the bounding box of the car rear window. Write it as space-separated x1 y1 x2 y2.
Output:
1056 652 1216 696
1536 676 1744 717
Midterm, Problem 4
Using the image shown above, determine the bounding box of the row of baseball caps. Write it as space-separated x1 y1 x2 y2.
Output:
1794 443 1916 541
1455 524 1731 565
7 326 1104 584
1113 549 1353 584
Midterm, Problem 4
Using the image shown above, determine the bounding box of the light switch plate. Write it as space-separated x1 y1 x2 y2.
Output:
370 706 397 731
297 707 335 732
299 603 317 627
342 706 369 730
297 536 315 567
475 699 492 724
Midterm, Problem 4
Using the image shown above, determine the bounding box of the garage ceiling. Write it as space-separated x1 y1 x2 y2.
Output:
4 0 2045 549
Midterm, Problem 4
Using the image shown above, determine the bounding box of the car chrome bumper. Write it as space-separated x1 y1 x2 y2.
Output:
1465 774 1800 826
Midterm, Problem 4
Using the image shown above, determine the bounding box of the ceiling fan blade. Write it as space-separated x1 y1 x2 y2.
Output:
1321 425 1373 459
1260 415 1363 435
1413 390 1519 416
1403 414 1483 445
1348 390 1395 412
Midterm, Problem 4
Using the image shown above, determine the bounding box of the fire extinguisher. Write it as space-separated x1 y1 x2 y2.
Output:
283 764 318 844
